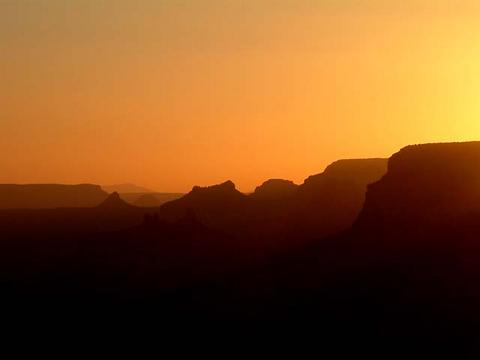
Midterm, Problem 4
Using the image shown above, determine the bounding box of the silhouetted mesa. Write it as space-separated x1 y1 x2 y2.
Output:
355 142 480 233
0 184 108 209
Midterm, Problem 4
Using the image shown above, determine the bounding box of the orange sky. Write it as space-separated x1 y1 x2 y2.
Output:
1 1 480 192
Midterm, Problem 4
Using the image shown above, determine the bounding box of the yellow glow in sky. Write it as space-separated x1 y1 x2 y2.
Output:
1 1 480 191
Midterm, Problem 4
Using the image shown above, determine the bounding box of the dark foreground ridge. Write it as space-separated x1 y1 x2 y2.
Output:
3 143 480 357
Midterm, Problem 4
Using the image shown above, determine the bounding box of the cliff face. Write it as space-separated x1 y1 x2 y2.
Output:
355 142 480 232
291 158 388 238
0 184 108 209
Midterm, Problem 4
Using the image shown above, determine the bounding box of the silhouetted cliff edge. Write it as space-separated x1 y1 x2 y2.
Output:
290 158 388 239
354 142 480 233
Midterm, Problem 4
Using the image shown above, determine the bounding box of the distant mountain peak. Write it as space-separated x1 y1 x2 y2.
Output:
98 191 132 209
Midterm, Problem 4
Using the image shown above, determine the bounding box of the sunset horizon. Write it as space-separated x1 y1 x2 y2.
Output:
3 2 480 352
3 1 480 192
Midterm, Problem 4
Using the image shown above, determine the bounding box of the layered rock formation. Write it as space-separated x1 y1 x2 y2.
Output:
158 159 388 243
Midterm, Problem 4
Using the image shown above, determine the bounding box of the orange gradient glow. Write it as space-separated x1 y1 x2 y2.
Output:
1 1 480 192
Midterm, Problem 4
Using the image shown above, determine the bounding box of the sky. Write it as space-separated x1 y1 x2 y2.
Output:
1 0 480 192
